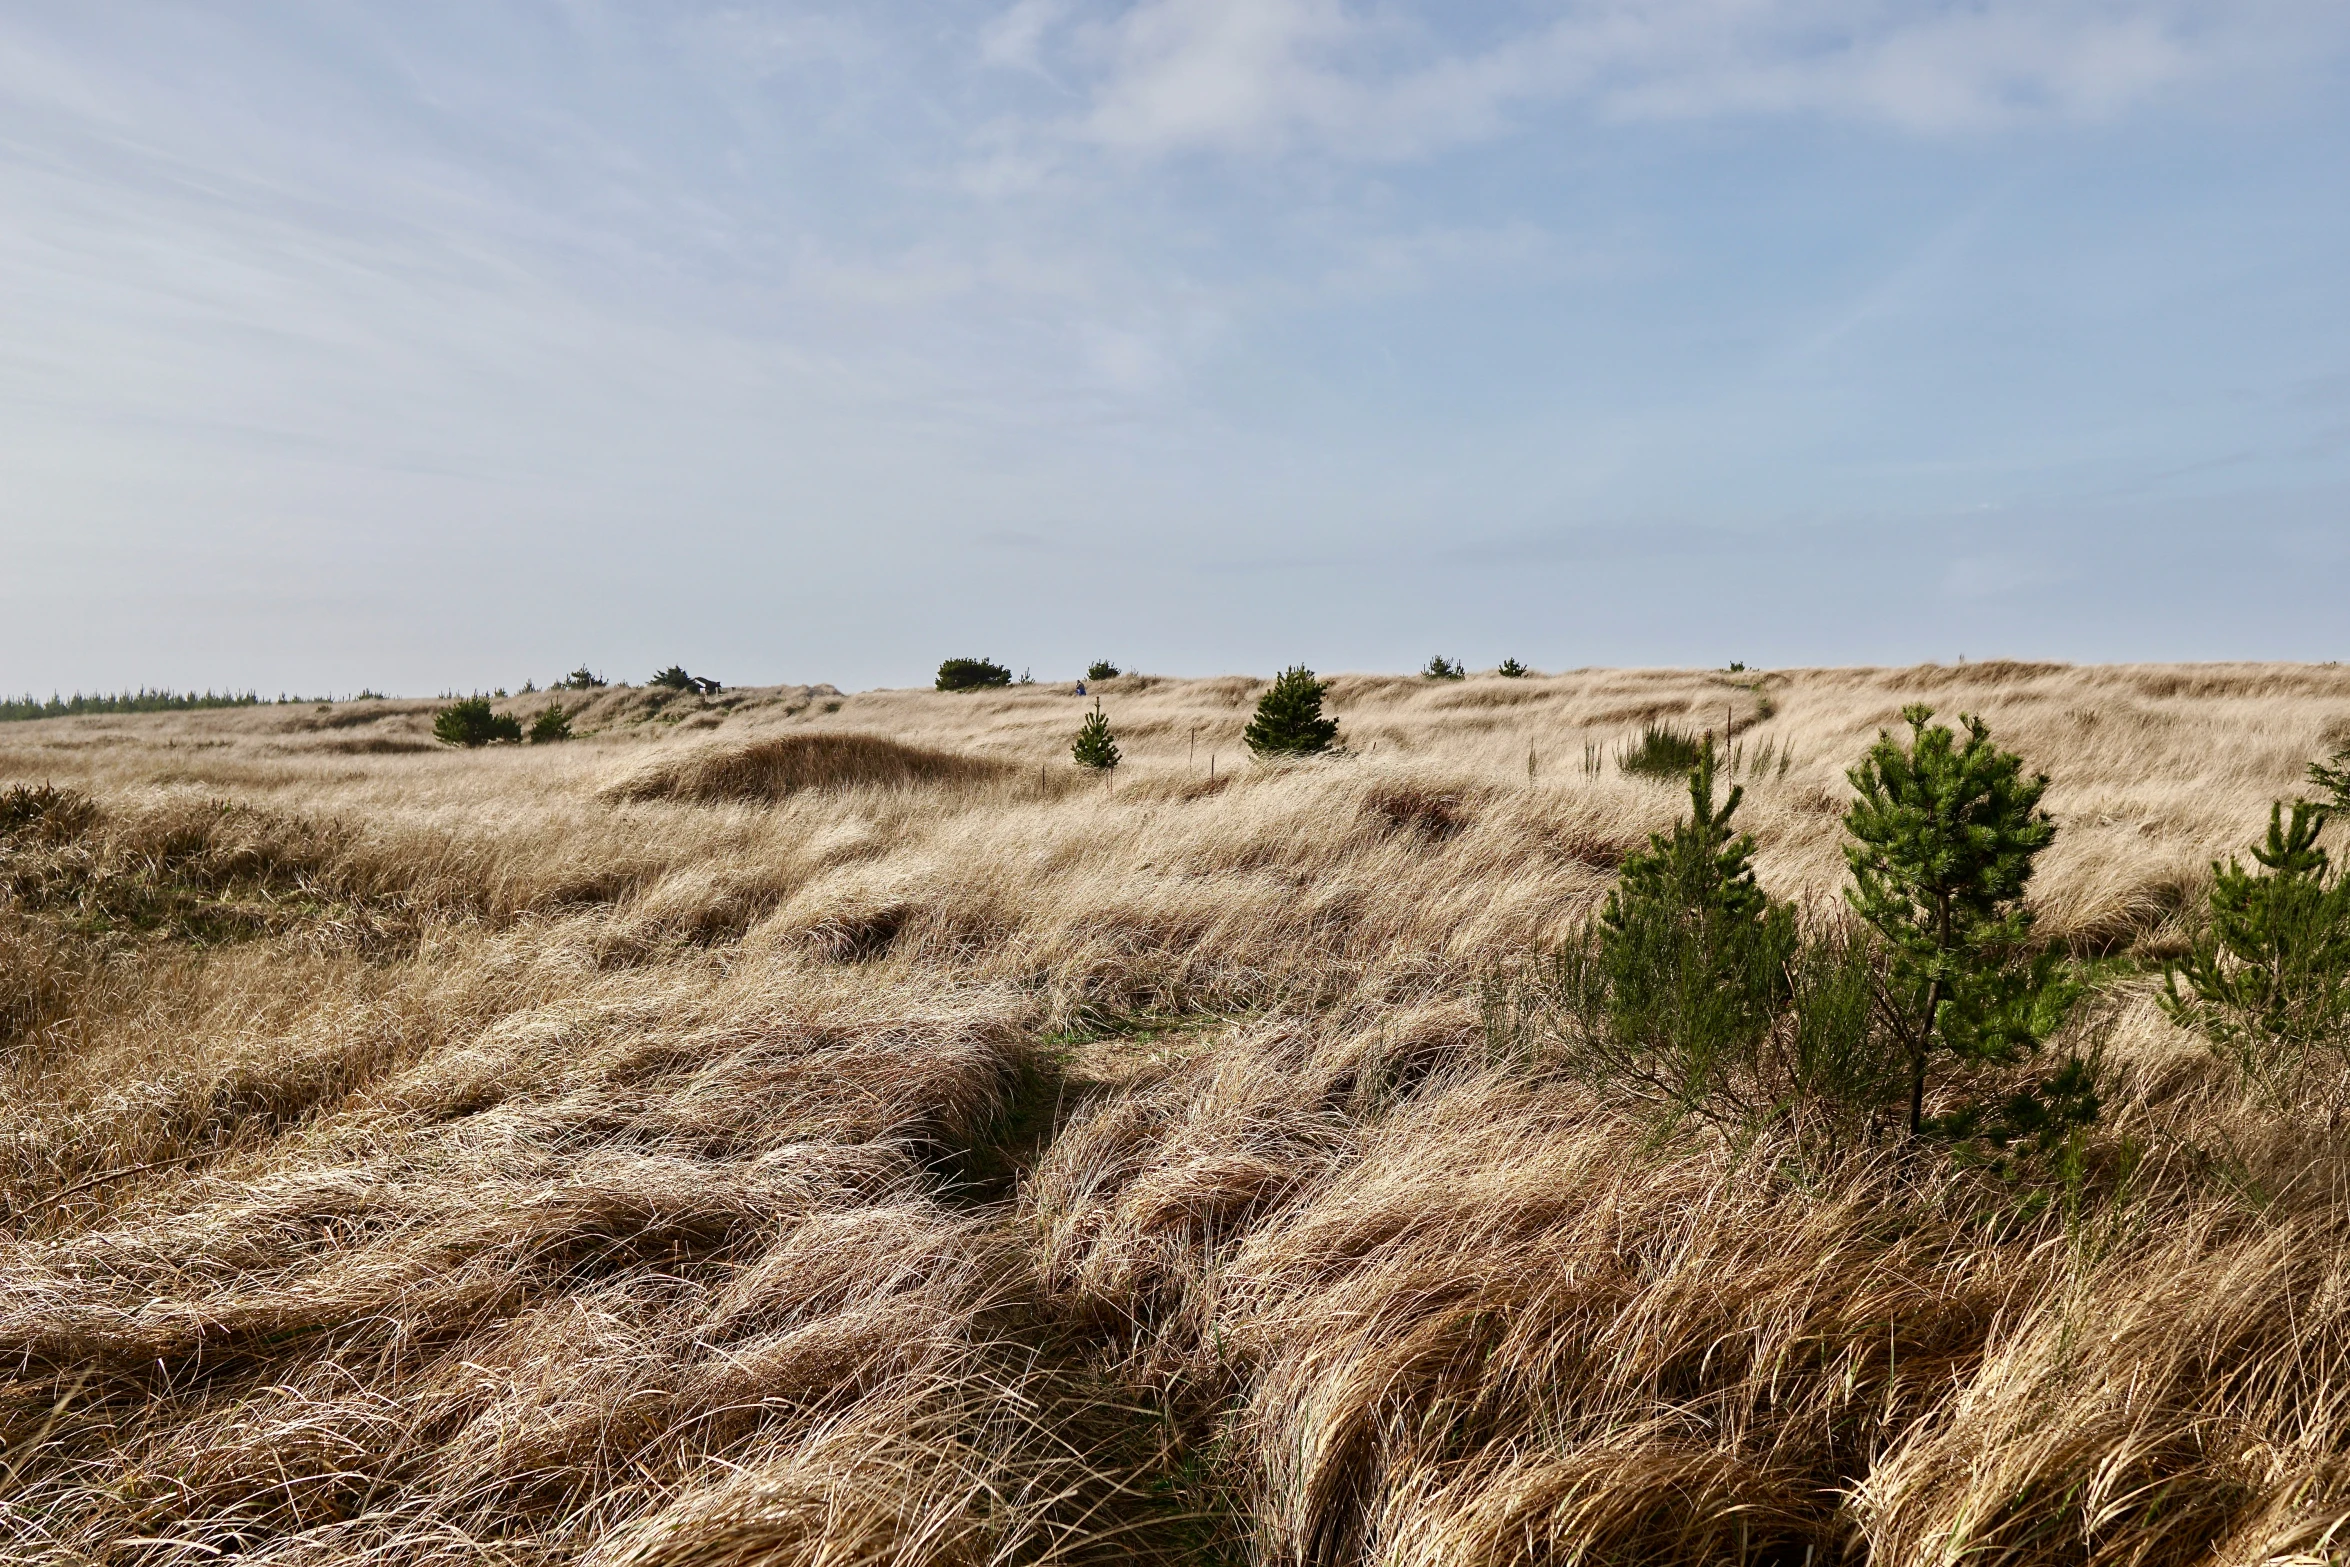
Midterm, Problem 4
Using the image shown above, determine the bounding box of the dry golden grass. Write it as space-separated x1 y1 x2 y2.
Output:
604 733 1018 805
0 661 2347 1565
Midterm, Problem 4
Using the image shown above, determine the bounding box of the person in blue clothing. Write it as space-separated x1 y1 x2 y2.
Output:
1074 681 1087 696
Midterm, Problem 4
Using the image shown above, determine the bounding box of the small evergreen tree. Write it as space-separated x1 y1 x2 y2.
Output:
433 696 522 748
1492 741 1895 1148
1071 700 1120 771
562 666 606 690
1583 740 1798 1123
2163 796 2350 1106
1496 657 1528 678
1244 666 1339 757
2311 744 2350 812
1086 659 1120 681
528 704 573 744
1423 655 1465 680
1843 705 2080 1139
936 658 1012 692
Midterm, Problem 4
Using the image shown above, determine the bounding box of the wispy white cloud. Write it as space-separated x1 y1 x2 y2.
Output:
0 2 2344 690
987 0 2349 161
980 0 1075 73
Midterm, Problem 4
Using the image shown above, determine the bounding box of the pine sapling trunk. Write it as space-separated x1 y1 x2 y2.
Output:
1909 890 1954 1136
1911 975 1940 1136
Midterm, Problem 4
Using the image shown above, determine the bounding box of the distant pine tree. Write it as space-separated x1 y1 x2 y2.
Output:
1244 666 1338 758
433 696 522 748
936 657 1012 692
1071 699 1120 770
1496 657 1529 678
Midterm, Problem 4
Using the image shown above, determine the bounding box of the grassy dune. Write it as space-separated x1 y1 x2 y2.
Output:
2 661 2348 1565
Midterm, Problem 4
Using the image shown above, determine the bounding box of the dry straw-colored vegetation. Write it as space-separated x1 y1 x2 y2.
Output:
2 661 2348 1566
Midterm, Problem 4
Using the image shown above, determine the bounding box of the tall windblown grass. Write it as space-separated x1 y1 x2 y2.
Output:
604 733 1017 804
1 661 2347 1564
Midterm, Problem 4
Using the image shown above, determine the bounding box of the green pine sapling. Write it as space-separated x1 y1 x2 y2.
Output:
2163 791 2350 1107
1842 704 2082 1141
1498 737 1893 1145
2311 743 2350 812
1071 699 1120 771
527 704 572 744
1244 666 1339 757
1585 738 1797 1124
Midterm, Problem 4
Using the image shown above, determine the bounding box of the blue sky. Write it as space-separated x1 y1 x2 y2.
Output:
2 1 2346 694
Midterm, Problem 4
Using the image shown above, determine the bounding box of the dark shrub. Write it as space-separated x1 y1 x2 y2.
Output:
1086 660 1120 682
936 658 1012 692
651 666 721 695
432 697 522 748
1244 666 1339 758
528 705 573 744
1423 655 1465 680
1496 657 1529 678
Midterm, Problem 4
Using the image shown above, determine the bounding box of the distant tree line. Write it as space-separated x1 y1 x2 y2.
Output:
0 689 296 722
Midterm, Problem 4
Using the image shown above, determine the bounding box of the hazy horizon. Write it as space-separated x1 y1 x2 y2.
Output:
4 2 2347 696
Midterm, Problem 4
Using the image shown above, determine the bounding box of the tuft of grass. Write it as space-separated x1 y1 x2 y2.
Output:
604 732 1015 803
0 782 97 839
1618 721 1707 778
